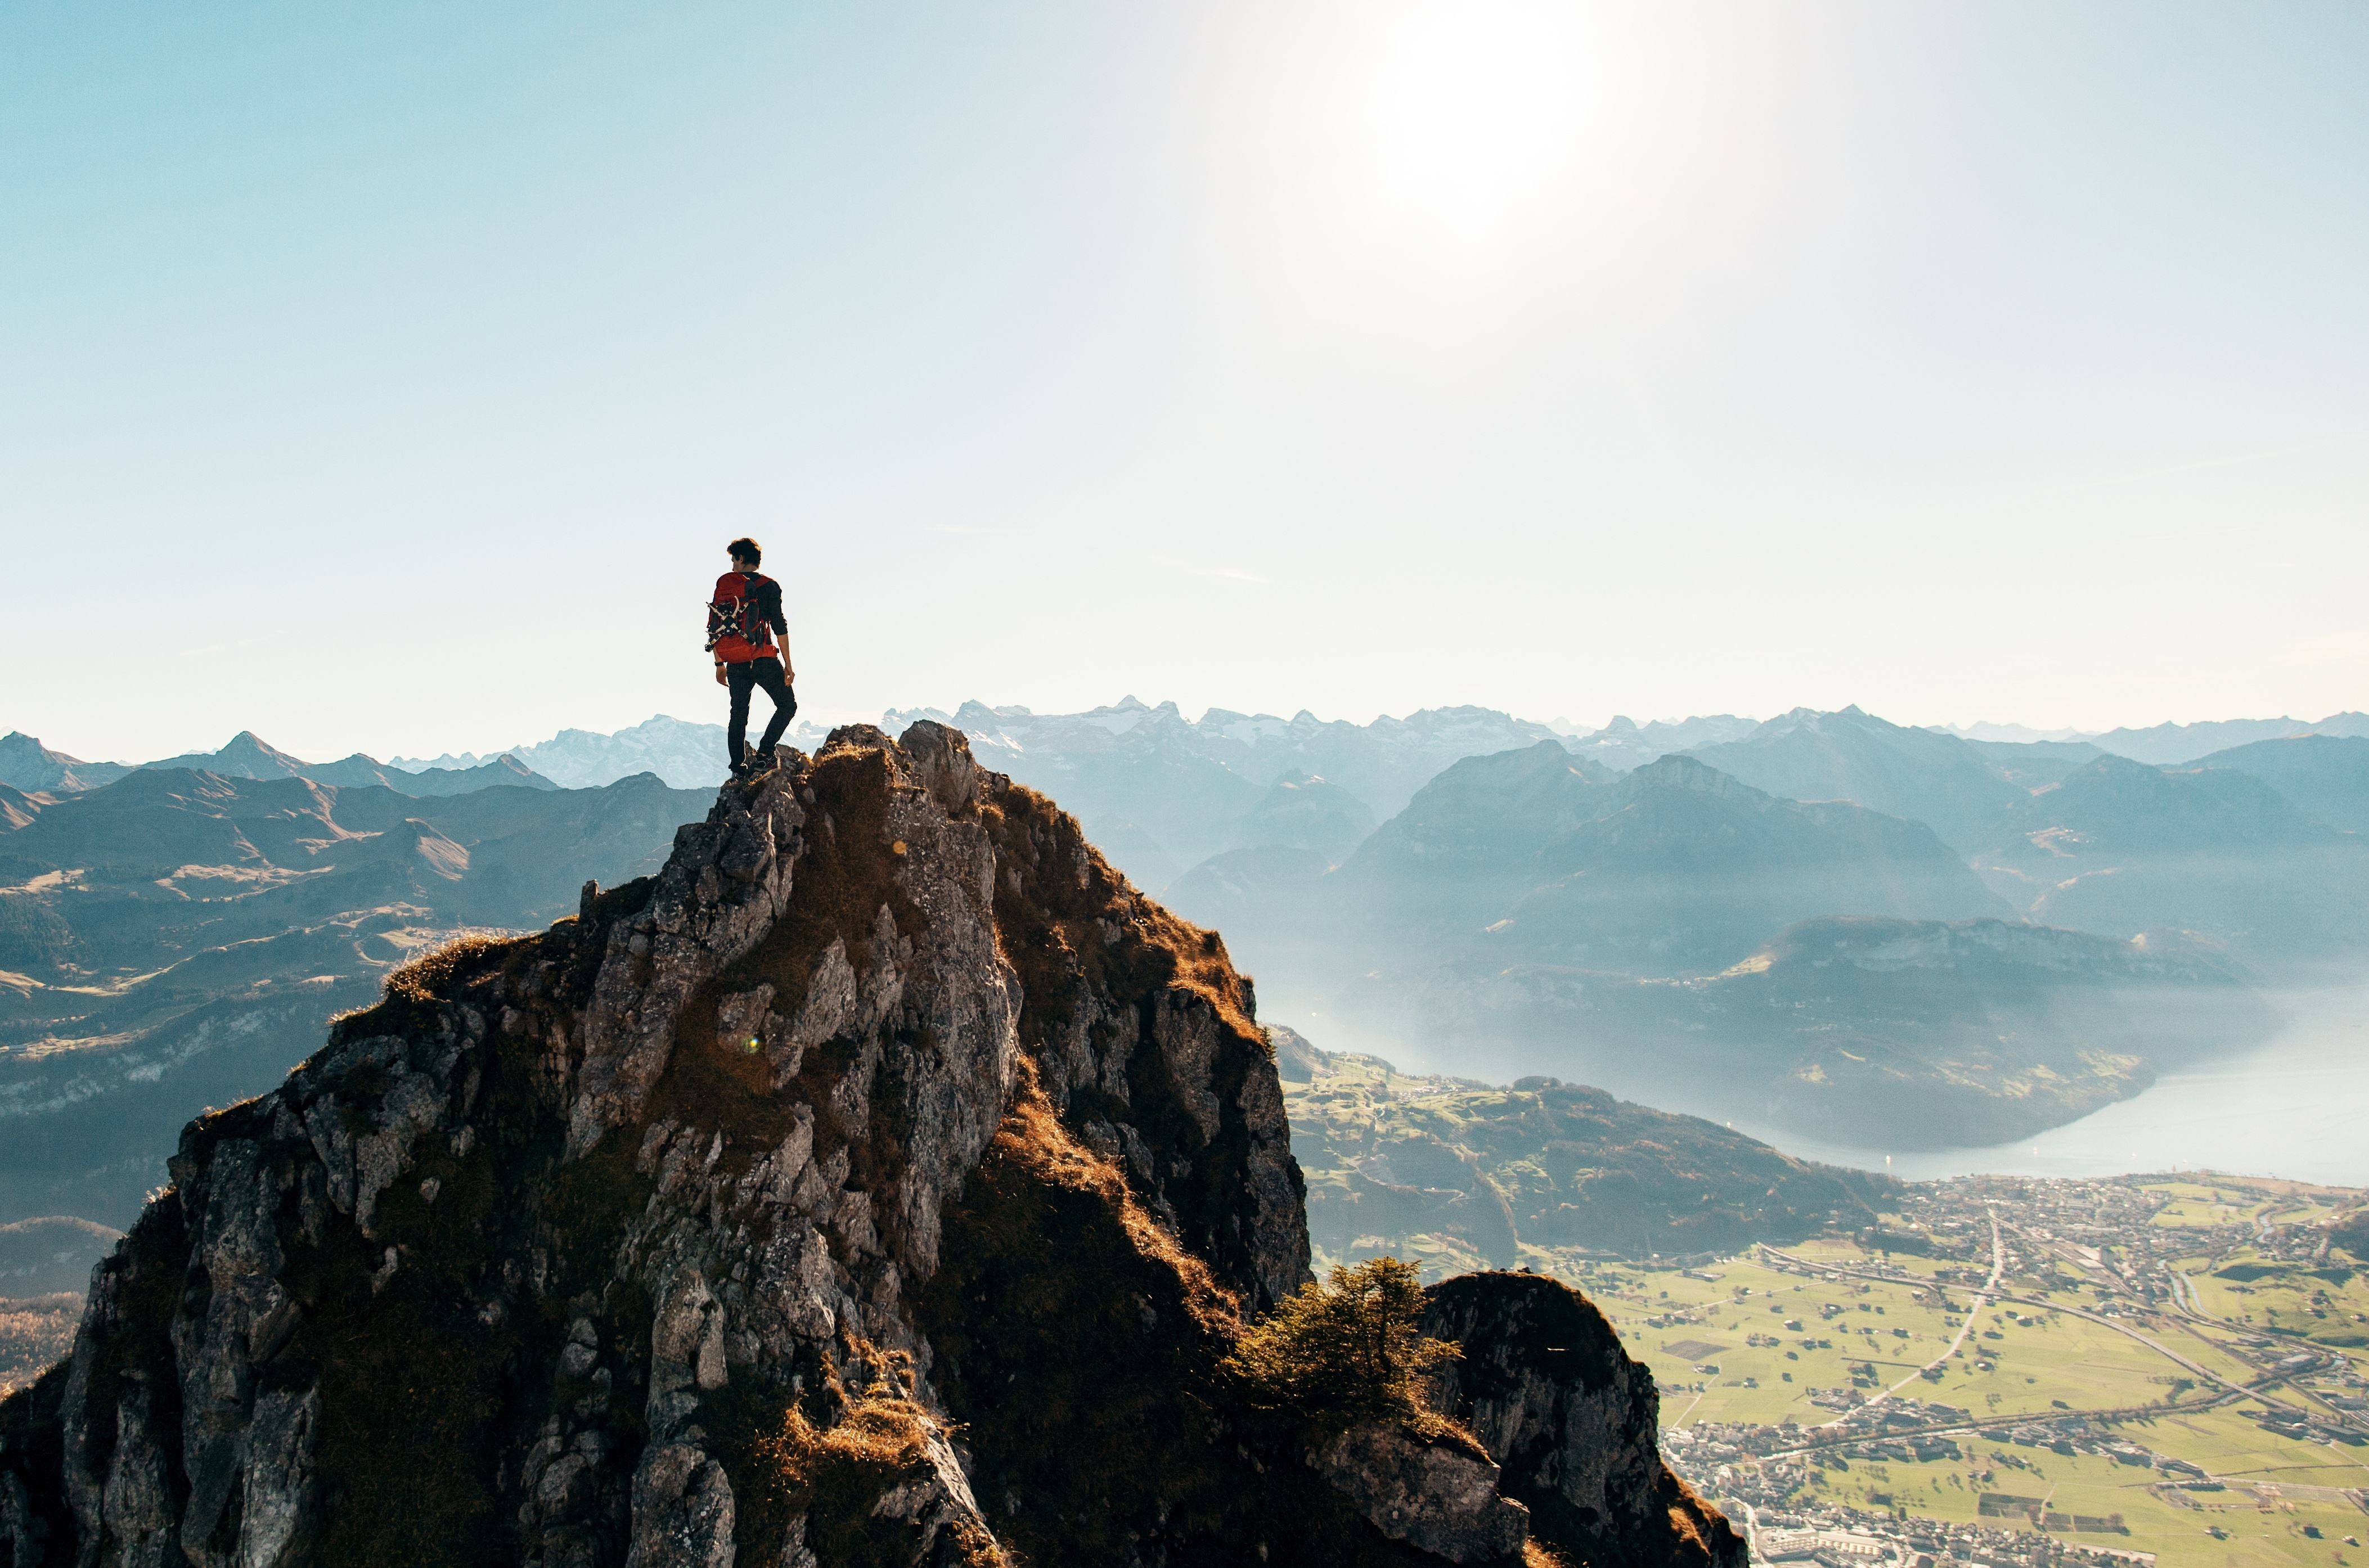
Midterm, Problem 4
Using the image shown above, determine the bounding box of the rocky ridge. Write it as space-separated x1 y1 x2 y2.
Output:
0 723 1736 1568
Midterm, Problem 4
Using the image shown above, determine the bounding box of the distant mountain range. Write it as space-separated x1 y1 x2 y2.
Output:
1523 706 2369 973
883 697 1563 886
2190 734 2369 835
1177 733 2011 983
1977 753 2369 965
10 696 2367 1168
1 729 558 797
1163 719 2292 1144
394 713 839 790
143 730 559 795
1612 708 2369 970
1148 697 2369 1147
0 764 708 1226
23 701 2369 797
1557 714 1760 771
2083 713 2369 766
1565 709 2369 771
1684 707 2026 854
1324 744 2009 976
0 735 130 795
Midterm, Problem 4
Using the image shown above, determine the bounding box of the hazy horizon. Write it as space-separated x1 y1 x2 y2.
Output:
15 693 2369 773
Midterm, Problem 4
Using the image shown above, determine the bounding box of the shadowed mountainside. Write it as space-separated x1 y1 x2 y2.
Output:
1279 1031 1891 1273
0 768 710 1227
1681 706 2028 855
1975 754 2369 965
2191 733 2369 835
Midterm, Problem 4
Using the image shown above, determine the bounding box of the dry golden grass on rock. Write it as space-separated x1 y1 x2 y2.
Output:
331 929 534 1040
748 1338 1007 1568
977 781 1268 1065
996 1057 1241 1336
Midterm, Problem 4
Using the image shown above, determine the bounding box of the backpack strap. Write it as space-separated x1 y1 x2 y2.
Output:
745 574 774 648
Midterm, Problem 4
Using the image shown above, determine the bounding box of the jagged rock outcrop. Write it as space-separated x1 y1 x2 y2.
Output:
1423 1272 1747 1568
1307 1424 1528 1564
0 723 1737 1568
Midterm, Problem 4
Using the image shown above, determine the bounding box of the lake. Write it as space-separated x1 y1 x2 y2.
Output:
1740 984 2369 1186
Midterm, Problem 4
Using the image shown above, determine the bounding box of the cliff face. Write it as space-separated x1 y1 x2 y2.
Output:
1424 1275 1743 1568
0 723 1736 1568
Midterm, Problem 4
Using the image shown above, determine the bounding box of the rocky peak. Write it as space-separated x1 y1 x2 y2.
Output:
1424 1274 1743 1566
0 735 123 796
1624 753 1769 805
0 722 1737 1568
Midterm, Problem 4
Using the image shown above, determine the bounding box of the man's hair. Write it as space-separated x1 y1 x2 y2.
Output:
728 537 762 567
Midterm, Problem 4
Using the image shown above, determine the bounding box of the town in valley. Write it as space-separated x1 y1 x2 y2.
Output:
1549 1174 2369 1568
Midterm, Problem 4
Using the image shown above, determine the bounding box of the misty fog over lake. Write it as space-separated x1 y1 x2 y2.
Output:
1738 984 2369 1186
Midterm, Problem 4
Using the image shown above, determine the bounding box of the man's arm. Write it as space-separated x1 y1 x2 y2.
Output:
765 580 793 681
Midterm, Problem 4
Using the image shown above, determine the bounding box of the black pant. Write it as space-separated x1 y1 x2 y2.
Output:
726 657 796 763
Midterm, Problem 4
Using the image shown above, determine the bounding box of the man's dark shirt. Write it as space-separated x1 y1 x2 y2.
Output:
745 573 787 642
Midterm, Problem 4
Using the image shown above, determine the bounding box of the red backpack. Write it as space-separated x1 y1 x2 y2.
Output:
705 572 778 661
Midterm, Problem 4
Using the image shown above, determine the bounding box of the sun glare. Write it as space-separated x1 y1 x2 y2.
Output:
1305 2 1608 278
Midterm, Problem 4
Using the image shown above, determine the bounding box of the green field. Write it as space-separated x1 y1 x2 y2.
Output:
1539 1217 2369 1568
1298 1120 2369 1566
2187 1261 2369 1346
1562 1241 2281 1429
1798 1441 2368 1568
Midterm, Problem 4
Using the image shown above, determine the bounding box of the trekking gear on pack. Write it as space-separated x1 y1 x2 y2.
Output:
706 571 783 665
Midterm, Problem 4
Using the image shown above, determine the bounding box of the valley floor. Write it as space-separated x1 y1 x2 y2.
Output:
1566 1175 2369 1568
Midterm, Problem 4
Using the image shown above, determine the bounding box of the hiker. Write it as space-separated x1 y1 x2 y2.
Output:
707 537 797 775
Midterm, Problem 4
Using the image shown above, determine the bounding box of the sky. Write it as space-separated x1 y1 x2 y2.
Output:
5 1 2367 764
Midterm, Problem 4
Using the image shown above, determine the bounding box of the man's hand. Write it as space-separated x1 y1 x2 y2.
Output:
714 661 729 687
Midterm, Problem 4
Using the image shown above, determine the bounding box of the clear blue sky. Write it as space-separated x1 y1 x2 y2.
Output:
6 2 2366 763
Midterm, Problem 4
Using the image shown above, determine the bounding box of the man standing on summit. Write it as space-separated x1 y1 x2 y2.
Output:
707 537 797 775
